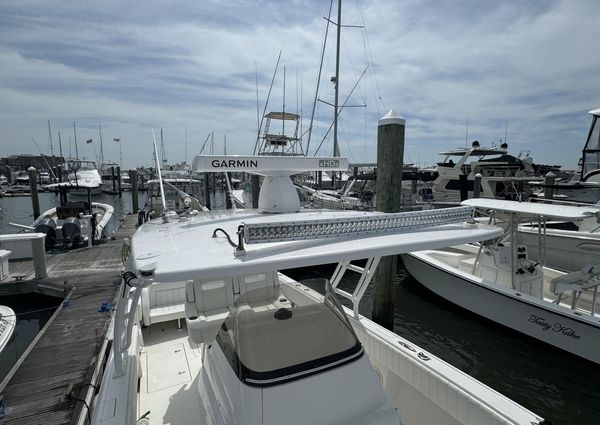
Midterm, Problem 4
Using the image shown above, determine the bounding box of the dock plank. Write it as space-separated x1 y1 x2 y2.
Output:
0 214 139 425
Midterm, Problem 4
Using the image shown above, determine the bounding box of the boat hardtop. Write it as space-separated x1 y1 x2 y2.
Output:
462 198 599 220
131 207 503 282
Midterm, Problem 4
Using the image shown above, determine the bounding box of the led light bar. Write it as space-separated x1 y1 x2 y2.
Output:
243 206 474 244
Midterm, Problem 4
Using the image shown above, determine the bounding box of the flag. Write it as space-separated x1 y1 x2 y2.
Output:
114 138 120 143
86 138 92 144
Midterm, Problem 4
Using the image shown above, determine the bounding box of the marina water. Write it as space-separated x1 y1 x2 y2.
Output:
1 192 598 424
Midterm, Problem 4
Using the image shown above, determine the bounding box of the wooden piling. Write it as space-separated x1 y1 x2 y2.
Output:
544 172 555 200
204 173 212 210
111 166 116 193
459 174 469 201
251 174 260 208
372 110 405 330
473 173 482 198
117 166 122 196
130 169 139 212
28 166 40 220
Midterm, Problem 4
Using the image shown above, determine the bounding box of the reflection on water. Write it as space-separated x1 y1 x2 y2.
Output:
283 261 600 425
0 293 62 383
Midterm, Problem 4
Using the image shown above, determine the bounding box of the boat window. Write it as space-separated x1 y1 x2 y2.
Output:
583 116 600 177
216 281 362 386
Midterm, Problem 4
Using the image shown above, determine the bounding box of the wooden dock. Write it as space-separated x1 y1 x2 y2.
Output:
0 214 139 425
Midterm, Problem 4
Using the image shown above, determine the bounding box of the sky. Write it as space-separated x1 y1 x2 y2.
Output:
0 0 598 170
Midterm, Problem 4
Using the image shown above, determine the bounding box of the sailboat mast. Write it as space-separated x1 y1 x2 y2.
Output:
48 120 55 169
58 131 63 160
283 66 286 143
73 122 79 159
333 0 342 158
98 122 104 165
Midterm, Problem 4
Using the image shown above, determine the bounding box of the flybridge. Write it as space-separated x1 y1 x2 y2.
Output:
192 154 350 213
193 155 349 175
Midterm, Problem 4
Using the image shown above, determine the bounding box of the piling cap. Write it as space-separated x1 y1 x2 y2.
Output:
379 109 405 126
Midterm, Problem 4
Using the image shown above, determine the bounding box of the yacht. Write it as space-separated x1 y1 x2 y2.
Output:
403 198 600 364
65 159 103 196
531 108 600 203
431 142 549 203
88 155 545 425
143 170 205 216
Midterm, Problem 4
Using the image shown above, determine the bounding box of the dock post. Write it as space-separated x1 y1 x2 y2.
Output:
28 166 41 220
117 166 122 197
473 173 482 198
544 172 555 200
317 171 322 190
459 174 469 201
111 166 116 193
204 173 212 209
251 175 260 208
372 110 405 330
57 164 63 183
31 233 47 280
129 170 139 212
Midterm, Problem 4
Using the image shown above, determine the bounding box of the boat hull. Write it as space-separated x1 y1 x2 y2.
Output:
402 252 600 365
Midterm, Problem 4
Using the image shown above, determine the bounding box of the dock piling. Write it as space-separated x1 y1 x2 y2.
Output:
28 166 41 220
372 110 405 330
251 175 260 208
544 172 555 200
130 170 139 212
204 173 212 209
473 173 482 198
117 166 122 196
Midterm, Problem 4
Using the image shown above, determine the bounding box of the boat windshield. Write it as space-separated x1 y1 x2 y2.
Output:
216 281 362 386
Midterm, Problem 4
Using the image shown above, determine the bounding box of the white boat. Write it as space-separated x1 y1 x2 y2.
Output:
0 305 16 353
530 108 600 203
64 159 102 196
30 201 114 247
403 198 600 364
431 142 547 202
88 155 545 425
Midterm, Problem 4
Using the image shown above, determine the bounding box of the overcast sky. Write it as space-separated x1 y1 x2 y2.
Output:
1 0 598 169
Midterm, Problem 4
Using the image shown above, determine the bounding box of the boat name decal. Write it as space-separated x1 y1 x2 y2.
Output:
211 159 258 168
319 159 339 168
528 314 581 339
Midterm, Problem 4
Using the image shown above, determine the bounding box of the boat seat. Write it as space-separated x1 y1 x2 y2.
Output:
141 281 188 326
185 272 279 344
550 264 600 295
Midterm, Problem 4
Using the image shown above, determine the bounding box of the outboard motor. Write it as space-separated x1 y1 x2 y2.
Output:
62 217 82 246
35 217 57 249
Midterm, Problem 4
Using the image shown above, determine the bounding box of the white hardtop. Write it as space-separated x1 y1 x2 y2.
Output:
462 198 599 220
131 209 502 282
46 180 101 189
589 107 600 116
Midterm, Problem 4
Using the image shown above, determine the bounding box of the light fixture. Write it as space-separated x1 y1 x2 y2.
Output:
242 206 474 244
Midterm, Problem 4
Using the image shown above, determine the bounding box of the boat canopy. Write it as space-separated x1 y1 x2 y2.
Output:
130 208 502 282
264 112 300 121
462 199 599 220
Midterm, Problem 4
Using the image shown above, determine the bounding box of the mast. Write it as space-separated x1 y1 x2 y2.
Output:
58 131 64 161
283 66 286 141
160 128 167 167
73 122 79 159
47 120 55 170
333 0 342 158
98 122 104 165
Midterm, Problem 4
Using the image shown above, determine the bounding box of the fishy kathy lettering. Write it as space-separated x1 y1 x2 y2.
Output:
528 314 581 339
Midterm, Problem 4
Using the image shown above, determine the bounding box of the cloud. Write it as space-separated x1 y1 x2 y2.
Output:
0 0 598 169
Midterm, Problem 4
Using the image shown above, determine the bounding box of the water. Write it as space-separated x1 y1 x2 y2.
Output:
0 293 62 383
283 261 600 425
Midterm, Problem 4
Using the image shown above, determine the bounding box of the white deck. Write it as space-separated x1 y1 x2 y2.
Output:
139 321 207 425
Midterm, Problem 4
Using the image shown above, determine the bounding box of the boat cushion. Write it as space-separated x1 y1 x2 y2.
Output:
141 281 188 326
550 264 600 295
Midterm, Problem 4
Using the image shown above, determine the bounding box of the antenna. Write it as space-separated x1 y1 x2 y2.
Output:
253 50 282 155
504 121 508 144
98 122 104 165
152 129 168 212
282 66 286 142
333 0 342 158
465 115 469 148
185 128 188 165
31 137 58 181
47 120 55 170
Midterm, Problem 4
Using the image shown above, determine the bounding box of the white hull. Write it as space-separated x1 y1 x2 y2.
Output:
70 185 103 196
35 202 114 240
520 226 600 272
0 305 16 353
403 252 600 364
